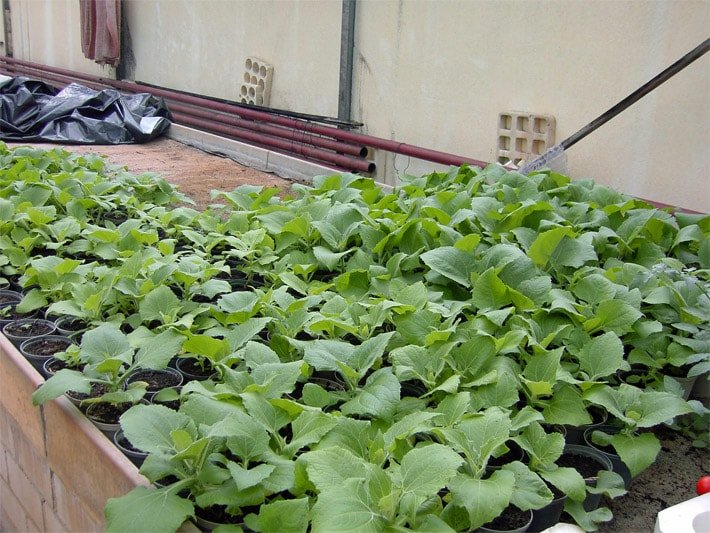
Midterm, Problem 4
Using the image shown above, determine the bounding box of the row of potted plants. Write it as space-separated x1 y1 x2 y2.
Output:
1 142 708 532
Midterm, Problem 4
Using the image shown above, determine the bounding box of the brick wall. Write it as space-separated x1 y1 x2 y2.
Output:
0 335 149 532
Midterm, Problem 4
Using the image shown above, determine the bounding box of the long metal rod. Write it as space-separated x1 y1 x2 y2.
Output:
0 56 488 168
561 38 710 150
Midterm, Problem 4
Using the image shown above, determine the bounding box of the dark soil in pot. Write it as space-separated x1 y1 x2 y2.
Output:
21 335 73 357
3 318 55 340
0 290 22 305
55 316 89 334
114 430 148 467
66 382 111 409
557 450 607 479
126 368 182 392
176 358 215 381
195 505 255 531
480 506 532 532
42 357 85 377
0 303 38 326
87 402 134 425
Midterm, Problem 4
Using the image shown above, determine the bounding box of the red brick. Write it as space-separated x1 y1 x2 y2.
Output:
44 398 148 519
0 337 47 454
5 451 46 521
51 472 102 532
0 480 28 532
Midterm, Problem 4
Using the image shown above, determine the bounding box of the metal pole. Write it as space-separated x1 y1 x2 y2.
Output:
338 0 356 123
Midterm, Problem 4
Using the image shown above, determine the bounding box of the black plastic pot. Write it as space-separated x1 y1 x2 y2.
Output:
478 507 533 532
583 426 632 489
2 318 56 348
54 315 90 340
564 406 609 446
125 367 183 392
528 491 566 532
19 334 73 373
113 430 148 468
175 357 216 381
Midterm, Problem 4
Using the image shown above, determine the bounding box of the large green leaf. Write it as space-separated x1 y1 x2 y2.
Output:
80 324 132 364
540 466 586 502
448 470 515 530
341 369 401 420
577 332 625 381
609 432 661 478
301 447 370 493
471 268 511 311
134 329 185 370
31 369 91 405
258 497 310 533
541 385 592 426
119 404 193 456
139 285 181 323
208 411 271 461
104 486 194 533
501 461 553 511
284 411 338 456
420 246 475 287
310 477 386 533
399 444 463 498
513 422 564 468
584 300 643 335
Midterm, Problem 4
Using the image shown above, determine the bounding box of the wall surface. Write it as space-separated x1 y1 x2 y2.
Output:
2 0 708 211
352 0 709 210
123 0 341 116
7 0 114 77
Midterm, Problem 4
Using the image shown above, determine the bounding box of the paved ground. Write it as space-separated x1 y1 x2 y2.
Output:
5 135 709 532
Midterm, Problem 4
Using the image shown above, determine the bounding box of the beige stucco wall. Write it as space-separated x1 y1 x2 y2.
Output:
7 0 114 77
353 0 709 210
124 0 341 116
3 0 708 211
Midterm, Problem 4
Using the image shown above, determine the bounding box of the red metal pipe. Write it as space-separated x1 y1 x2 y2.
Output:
167 100 367 158
171 111 376 173
0 57 489 168
0 62 372 173
0 62 370 160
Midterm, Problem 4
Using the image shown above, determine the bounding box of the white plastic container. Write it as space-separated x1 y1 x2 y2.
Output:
654 492 710 533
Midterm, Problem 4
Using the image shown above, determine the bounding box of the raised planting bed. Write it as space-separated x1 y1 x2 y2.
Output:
1 142 708 532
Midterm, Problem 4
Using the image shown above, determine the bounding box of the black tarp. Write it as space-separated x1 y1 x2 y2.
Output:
0 75 171 144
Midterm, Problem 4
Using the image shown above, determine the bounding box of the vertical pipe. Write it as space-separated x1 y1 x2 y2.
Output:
2 0 13 57
338 0 356 123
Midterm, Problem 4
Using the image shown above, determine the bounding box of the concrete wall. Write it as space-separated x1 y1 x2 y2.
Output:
7 0 114 77
2 0 708 211
353 0 709 209
124 0 341 115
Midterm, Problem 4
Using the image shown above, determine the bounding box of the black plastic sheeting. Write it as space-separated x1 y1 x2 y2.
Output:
0 75 171 144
